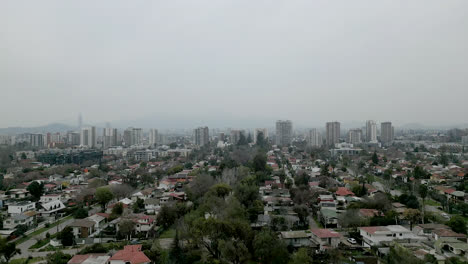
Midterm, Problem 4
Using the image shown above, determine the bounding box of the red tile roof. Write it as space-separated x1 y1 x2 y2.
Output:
110 245 150 264
335 187 355 197
310 228 341 238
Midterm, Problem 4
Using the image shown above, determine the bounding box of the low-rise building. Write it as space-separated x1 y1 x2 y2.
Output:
310 228 341 250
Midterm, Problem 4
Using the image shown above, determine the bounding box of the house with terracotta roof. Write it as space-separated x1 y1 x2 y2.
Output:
335 187 355 197
310 228 341 250
109 245 150 264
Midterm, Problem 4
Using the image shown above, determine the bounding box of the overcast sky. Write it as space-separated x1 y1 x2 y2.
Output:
1 1 468 129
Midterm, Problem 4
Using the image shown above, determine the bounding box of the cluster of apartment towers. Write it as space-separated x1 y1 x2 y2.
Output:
192 120 394 148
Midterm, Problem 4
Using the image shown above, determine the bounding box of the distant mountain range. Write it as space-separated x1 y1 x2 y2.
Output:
0 123 78 135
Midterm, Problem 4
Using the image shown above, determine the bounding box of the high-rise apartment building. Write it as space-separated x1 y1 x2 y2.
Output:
380 122 394 144
326 122 340 146
275 120 293 146
30 134 44 148
123 127 142 146
149 129 158 147
230 129 245 145
307 128 322 147
103 128 118 149
366 120 377 143
347 129 362 144
194 126 209 146
254 128 268 143
81 127 96 148
67 132 81 146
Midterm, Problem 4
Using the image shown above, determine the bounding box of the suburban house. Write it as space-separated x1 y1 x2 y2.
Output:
280 230 312 248
39 194 62 203
360 225 420 247
67 254 110 264
310 228 342 250
3 212 35 230
69 219 96 239
86 214 107 231
319 208 339 228
109 245 150 264
39 200 66 218
8 201 36 215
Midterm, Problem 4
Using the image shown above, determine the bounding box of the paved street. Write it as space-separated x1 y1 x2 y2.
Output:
13 217 75 260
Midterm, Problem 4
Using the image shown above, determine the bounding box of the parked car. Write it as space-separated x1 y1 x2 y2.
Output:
347 238 357 244
442 213 450 219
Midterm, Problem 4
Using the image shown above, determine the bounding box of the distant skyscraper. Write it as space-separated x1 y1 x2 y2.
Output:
103 128 118 149
230 129 245 144
347 129 362 144
462 136 468 146
326 122 340 146
381 122 394 144
81 127 96 148
30 134 44 148
307 128 322 147
366 120 377 142
67 132 81 146
275 120 293 146
254 128 268 143
123 127 142 146
194 126 209 146
149 129 158 146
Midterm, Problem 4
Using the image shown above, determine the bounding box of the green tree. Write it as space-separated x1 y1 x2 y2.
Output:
111 202 124 216
372 152 379 164
403 209 421 231
157 205 177 229
447 215 467 234
252 153 267 172
289 248 311 264
95 187 114 210
209 183 232 198
73 207 89 219
0 237 21 262
46 251 72 264
57 226 74 246
293 205 309 228
27 181 44 201
253 229 289 264
118 220 135 240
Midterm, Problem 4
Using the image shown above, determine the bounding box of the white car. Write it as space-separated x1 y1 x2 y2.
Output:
347 238 357 244
442 213 450 219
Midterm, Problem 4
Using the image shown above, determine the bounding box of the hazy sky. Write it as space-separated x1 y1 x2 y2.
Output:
1 1 468 128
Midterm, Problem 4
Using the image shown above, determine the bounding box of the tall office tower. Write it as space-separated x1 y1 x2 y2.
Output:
30 134 44 147
103 128 118 149
149 129 158 146
307 128 322 147
366 120 377 143
347 129 362 144
462 136 468 146
219 132 225 142
194 126 209 146
80 127 96 148
381 122 394 144
275 120 293 146
254 128 268 143
230 130 245 144
326 122 341 146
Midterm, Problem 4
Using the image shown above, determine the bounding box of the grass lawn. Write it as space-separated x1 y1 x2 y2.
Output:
10 257 44 264
159 228 176 239
15 215 73 245
29 233 58 249
425 199 441 207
